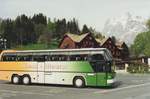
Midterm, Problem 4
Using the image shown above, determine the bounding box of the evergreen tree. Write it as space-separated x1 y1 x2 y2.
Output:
47 18 56 33
55 18 67 38
14 14 35 45
82 24 90 34
67 18 80 34
111 36 116 43
38 24 53 48
1 19 16 48
32 13 47 25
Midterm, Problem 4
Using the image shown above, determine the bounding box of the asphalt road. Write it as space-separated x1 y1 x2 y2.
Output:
1 73 150 99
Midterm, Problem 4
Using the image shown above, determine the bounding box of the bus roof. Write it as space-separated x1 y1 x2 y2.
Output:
1 48 109 53
0 48 113 61
1 48 112 60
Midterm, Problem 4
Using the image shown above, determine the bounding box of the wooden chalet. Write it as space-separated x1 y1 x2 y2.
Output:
59 33 100 49
115 41 129 59
59 33 129 60
96 37 120 59
96 37 129 59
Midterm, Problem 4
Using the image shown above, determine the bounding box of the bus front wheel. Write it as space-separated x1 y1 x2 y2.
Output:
22 75 31 85
73 77 85 88
11 74 20 84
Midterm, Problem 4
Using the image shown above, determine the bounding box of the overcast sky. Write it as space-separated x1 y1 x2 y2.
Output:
0 0 150 31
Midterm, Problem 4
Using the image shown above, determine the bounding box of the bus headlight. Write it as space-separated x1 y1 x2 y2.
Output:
107 75 112 79
107 79 115 84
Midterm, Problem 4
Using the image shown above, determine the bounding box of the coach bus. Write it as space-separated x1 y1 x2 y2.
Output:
0 48 116 88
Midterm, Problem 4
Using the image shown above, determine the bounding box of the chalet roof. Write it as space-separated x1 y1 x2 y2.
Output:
65 33 90 43
95 39 101 43
116 41 124 47
96 38 110 46
115 41 125 49
96 37 127 50
115 41 125 50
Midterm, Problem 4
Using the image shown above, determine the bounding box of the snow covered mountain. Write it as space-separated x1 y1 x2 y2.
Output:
102 12 148 45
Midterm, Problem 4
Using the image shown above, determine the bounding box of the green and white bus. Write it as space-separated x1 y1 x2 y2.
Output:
0 48 116 88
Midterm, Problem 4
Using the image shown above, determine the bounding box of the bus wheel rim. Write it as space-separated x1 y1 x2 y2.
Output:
13 77 19 83
23 77 29 84
75 79 83 87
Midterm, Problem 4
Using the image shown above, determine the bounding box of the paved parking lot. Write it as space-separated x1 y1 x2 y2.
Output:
0 73 150 99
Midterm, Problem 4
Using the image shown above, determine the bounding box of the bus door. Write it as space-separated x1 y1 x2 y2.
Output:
95 61 107 86
89 54 107 86
37 62 45 83
90 61 107 86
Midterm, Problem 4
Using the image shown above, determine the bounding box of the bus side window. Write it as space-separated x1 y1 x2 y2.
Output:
27 55 32 61
76 55 81 61
67 56 70 61
47 55 69 61
2 55 6 61
81 55 88 61
49 55 58 61
5 55 17 61
69 54 88 61
16 55 32 61
45 55 49 61
58 56 61 61
59 55 67 61
33 55 45 61
61 55 65 61
3 53 17 61
90 54 104 61
51 56 55 61
17 56 24 61
70 55 76 61
6 55 11 61
84 56 87 61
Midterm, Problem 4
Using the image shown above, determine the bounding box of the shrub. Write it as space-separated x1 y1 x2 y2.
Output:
127 62 149 73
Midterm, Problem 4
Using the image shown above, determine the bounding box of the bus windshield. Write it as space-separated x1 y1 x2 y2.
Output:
89 54 113 73
90 54 104 61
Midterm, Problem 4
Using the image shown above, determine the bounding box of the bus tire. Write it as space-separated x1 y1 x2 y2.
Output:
73 76 85 88
22 75 31 85
11 74 20 84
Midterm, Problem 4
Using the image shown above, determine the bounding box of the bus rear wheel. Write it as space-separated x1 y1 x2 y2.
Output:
11 74 20 84
22 75 31 85
73 77 85 88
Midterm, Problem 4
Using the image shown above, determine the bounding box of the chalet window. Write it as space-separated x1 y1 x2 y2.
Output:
112 52 115 55
85 42 88 45
64 44 69 48
113 47 115 50
109 41 111 43
108 45 111 49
